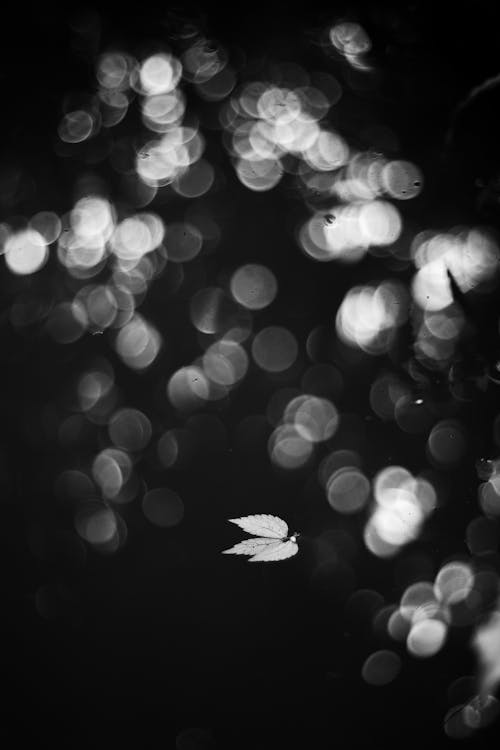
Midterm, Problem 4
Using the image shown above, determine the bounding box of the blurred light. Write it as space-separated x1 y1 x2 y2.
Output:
327 467 370 514
75 502 117 544
434 562 475 605
57 230 107 274
462 694 500 730
358 201 402 246
444 704 475 739
139 53 182 95
78 368 114 411
257 86 301 123
400 581 440 623
373 494 423 537
427 420 466 466
46 301 88 343
303 129 349 171
366 481 429 551
141 91 185 132
0 223 10 251
92 448 132 499
347 152 386 199
297 84 334 119
115 314 162 370
235 157 283 191
4 228 48 275
230 263 278 310
381 160 423 200
58 110 96 143
77 284 118 329
164 222 203 262
96 52 131 90
182 39 226 84
109 408 152 452
387 608 411 641
318 449 361 487
361 649 401 686
284 395 339 443
411 228 499 311
369 374 407 421
190 286 249 338
394 394 434 434
472 610 500 696
410 476 437 515
238 81 266 118
268 423 313 469
110 213 165 262
372 604 398 638
71 195 115 243
407 618 448 657
336 282 406 354
412 262 453 312
167 366 210 411
476 458 496 480
99 88 129 127
157 428 194 469
136 127 204 188
251 326 298 372
202 339 249 386
374 466 413 503
478 480 500 518
172 159 214 198
54 469 96 503
142 488 184 527
330 22 371 56
298 208 366 263
267 387 301 427
364 517 400 558
112 257 153 295
29 211 62 244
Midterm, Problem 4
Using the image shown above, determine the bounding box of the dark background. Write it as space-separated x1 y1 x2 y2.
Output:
2 2 500 748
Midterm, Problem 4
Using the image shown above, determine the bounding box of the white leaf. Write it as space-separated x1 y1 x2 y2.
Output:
224 514 299 563
249 539 299 562
222 538 281 556
227 514 288 539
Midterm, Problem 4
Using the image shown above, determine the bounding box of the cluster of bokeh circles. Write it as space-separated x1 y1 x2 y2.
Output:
1 13 500 739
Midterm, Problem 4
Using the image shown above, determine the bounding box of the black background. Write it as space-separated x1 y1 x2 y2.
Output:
2 2 500 748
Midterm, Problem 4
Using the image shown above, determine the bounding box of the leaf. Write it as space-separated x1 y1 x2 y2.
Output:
223 514 299 563
248 539 298 562
222 538 282 556
227 514 288 539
